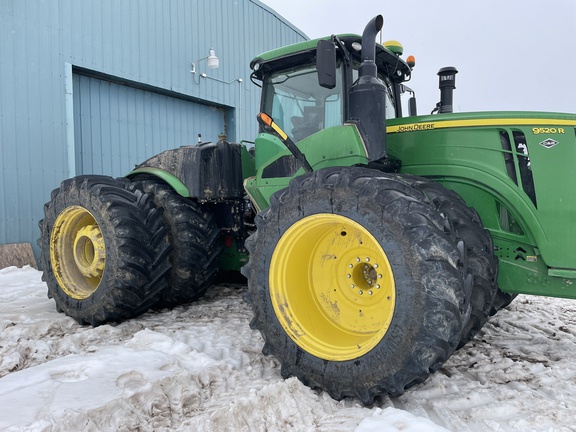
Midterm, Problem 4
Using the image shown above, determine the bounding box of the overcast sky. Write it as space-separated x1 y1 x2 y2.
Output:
260 0 576 115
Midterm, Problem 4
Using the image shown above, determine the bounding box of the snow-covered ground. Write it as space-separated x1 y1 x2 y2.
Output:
1 266 575 431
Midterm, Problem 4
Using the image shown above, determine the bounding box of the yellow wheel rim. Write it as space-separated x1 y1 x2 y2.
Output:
270 213 396 361
50 206 106 299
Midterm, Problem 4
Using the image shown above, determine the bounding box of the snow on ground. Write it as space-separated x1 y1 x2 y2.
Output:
1 266 575 431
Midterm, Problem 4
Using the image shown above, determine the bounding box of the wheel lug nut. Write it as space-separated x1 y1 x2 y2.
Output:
365 257 370 262
376 284 380 289
368 291 373 295
378 274 382 279
358 290 363 295
349 264 353 268
374 264 379 269
350 284 355 288
356 257 360 262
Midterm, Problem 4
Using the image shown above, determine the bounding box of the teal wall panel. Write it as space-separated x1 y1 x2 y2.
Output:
73 73 226 176
0 0 307 258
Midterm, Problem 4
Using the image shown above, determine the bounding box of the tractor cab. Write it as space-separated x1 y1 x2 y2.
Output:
245 29 414 210
251 35 412 142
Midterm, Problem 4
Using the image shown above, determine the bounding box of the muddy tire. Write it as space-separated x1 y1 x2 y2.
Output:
38 175 171 325
128 178 221 307
491 291 518 314
242 167 470 404
405 177 499 348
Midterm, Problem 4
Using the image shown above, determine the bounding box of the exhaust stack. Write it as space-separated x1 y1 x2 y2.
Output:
348 15 388 162
359 15 383 78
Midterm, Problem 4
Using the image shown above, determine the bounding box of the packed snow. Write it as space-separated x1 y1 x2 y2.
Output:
1 265 575 431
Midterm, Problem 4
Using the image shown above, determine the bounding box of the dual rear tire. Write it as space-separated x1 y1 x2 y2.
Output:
128 178 221 308
39 176 171 325
39 175 220 325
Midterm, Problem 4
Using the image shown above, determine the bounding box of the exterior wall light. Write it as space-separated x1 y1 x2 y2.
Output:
190 48 219 75
206 48 219 69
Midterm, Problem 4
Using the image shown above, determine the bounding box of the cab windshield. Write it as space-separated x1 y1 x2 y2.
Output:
262 65 343 142
262 62 397 142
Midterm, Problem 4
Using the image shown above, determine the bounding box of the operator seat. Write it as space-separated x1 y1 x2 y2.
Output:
291 106 323 141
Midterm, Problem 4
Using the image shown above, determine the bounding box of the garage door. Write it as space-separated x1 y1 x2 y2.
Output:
73 74 226 177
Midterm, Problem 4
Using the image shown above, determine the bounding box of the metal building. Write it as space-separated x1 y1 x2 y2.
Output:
0 0 306 259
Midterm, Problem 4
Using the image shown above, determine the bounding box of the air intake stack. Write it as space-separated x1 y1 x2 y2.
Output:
437 66 458 113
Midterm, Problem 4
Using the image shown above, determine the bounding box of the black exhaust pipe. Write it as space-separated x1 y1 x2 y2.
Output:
348 15 388 162
359 15 383 78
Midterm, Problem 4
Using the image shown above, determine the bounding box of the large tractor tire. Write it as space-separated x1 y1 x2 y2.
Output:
242 167 471 404
405 177 499 348
128 178 221 307
38 175 171 325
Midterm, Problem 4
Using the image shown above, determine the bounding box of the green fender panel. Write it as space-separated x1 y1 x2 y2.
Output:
127 167 190 197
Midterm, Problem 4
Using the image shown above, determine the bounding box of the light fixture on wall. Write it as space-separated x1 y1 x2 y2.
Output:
190 48 219 75
188 48 243 141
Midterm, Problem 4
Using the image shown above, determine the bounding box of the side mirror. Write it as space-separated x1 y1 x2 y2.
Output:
408 96 417 117
316 39 336 89
401 84 418 116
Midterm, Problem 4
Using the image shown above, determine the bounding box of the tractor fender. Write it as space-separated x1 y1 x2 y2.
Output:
127 141 245 201
127 167 190 197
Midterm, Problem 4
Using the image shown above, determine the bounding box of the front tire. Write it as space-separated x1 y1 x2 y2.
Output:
243 167 470 404
39 176 170 325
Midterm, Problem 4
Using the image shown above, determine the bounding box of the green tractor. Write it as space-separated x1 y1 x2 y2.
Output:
39 15 576 404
